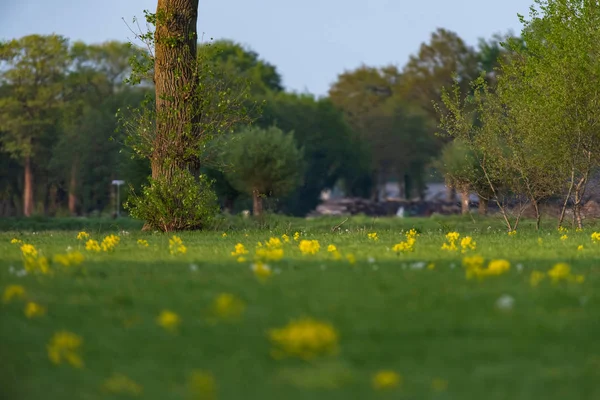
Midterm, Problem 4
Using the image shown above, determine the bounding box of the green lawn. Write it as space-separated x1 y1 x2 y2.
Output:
1 215 600 399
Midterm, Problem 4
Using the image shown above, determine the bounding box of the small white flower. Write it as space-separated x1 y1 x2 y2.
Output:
495 294 515 311
410 261 426 270
65 246 73 252
8 265 15 274
251 263 271 273
367 256 376 264
516 263 524 273
189 264 198 272
450 263 456 269
274 268 282 274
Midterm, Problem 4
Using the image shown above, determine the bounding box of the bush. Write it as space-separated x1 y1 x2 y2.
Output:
125 169 219 232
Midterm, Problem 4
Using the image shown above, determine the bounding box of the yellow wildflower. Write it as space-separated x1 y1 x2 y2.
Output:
591 232 600 243
530 271 545 287
281 234 290 243
188 370 217 400
52 251 84 268
23 255 51 275
327 244 337 253
269 318 339 360
368 232 379 241
346 253 356 264
85 239 101 252
460 236 476 253
441 232 460 251
169 235 187 255
209 293 245 322
537 237 543 245
558 226 568 233
137 239 149 247
560 234 568 241
10 238 22 244
578 245 584 251
265 237 283 249
3 284 26 304
372 370 401 390
231 243 248 257
156 310 181 332
76 231 89 241
101 234 120 252
508 230 517 236
293 232 300 241
251 261 272 281
20 243 38 258
427 263 435 270
548 263 571 283
47 331 84 368
486 259 511 275
462 255 485 279
255 247 284 262
236 256 246 263
299 239 320 255
24 301 46 318
222 232 227 238
103 374 143 396
393 229 418 254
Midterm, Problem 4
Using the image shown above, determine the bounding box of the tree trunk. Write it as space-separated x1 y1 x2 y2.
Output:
445 177 455 202
252 188 263 217
23 156 34 217
460 187 469 215
478 195 488 215
68 160 78 216
151 0 199 179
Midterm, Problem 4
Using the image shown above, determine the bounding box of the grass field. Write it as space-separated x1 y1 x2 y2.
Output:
1 215 600 400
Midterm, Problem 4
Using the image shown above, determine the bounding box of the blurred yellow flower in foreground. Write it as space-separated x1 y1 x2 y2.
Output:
431 378 448 392
85 239 101 252
209 293 245 322
269 318 338 360
368 232 378 241
156 310 181 332
10 238 22 244
103 374 143 396
137 239 149 247
53 251 84 268
3 284 26 304
299 239 320 255
101 235 120 252
372 370 401 390
24 301 46 318
47 331 84 368
20 243 38 258
188 370 217 400
76 231 89 241
251 261 272 282
169 235 187 255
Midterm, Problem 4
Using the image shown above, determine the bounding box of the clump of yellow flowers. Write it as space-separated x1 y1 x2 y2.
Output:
462 255 510 279
169 235 187 255
207 293 246 322
530 263 584 287
441 232 460 251
392 229 418 254
591 232 600 243
76 231 89 241
508 230 517 236
255 237 284 262
368 232 379 241
52 251 84 268
251 261 273 282
188 370 217 400
372 370 402 390
24 301 46 318
103 374 143 396
47 331 84 368
3 284 26 304
20 243 51 275
327 244 342 260
299 239 320 255
460 236 476 253
269 318 339 360
85 239 101 252
101 235 120 251
156 310 181 332
137 239 149 247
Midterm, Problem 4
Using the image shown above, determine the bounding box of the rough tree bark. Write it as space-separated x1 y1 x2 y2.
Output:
460 186 470 215
152 0 199 180
23 156 34 217
252 188 263 216
478 195 488 215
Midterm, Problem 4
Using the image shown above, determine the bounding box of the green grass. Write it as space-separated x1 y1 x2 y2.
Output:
1 215 600 399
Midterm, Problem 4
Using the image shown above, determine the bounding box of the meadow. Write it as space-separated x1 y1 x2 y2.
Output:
1 215 600 400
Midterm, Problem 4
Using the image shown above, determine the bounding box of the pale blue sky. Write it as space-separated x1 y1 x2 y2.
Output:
1 0 531 96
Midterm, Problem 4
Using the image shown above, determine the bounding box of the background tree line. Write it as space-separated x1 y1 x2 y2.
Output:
0 26 515 219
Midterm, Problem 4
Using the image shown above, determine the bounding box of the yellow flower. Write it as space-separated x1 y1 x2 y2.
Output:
209 293 246 321
372 370 401 390
103 374 143 396
222 232 227 238
486 259 511 275
460 236 476 253
101 235 120 252
293 232 300 241
20 243 38 258
156 310 181 332
462 255 485 279
441 232 460 251
577 245 584 251
299 239 320 255
52 251 84 268
3 284 26 304
85 239 101 252
24 255 51 275
251 261 272 281
255 247 284 262
47 331 84 368
558 226 568 233
537 237 543 245
346 253 356 264
188 370 217 400
236 256 246 263
592 232 600 243
76 231 89 241
327 244 337 253
265 237 283 249
269 318 338 360
547 263 573 283
427 263 435 270
137 239 149 247
10 238 22 244
169 235 187 255
508 230 517 236
560 234 568 241
24 301 46 318
231 243 248 257
530 271 545 287
368 232 378 241
281 234 290 243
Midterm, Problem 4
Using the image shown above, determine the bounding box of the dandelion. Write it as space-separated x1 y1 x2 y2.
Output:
137 239 149 247
85 239 101 252
156 310 181 332
372 370 401 390
76 231 89 241
346 254 356 264
560 234 568 241
441 232 460 251
47 331 84 368
24 301 46 318
299 240 320 255
169 235 187 255
20 243 38 258
101 235 120 252
460 236 476 253
188 370 217 400
368 232 379 241
3 284 26 304
251 261 272 281
10 238 22 245
293 232 300 241
103 374 143 396
327 244 337 253
281 234 290 243
530 271 545 287
230 243 248 257
209 293 246 322
269 318 339 360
